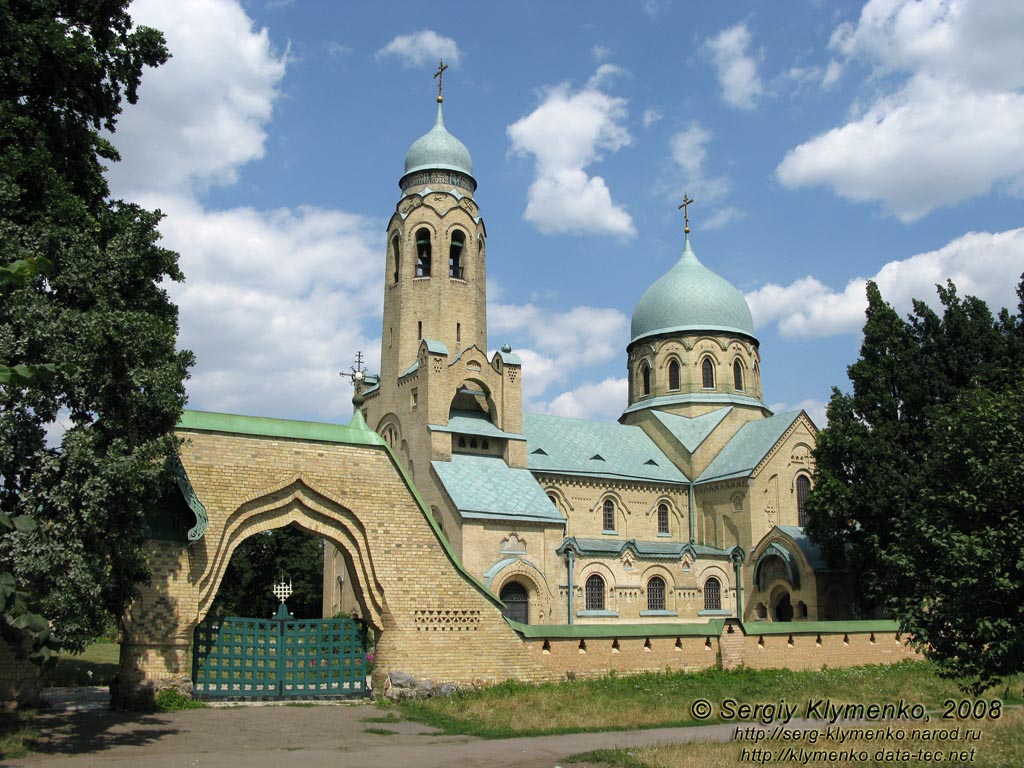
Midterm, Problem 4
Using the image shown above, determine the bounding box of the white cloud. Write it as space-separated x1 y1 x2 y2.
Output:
667 122 737 223
777 0 1024 221
643 0 668 18
642 108 663 128
746 228 1024 337
507 72 635 236
106 0 385 422
821 59 843 89
375 30 460 68
704 206 745 230
543 378 628 421
108 0 286 196
144 194 383 419
325 41 352 58
592 44 612 62
706 23 763 110
488 302 629 415
769 399 828 428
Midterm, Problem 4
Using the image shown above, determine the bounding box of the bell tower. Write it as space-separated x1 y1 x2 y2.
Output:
379 65 487 386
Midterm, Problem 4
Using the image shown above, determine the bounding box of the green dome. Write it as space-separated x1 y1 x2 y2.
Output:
631 237 756 344
404 102 473 177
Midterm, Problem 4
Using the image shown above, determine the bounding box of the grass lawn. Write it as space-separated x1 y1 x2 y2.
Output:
397 661 1024 739
0 710 39 761
43 642 120 687
571 708 1024 768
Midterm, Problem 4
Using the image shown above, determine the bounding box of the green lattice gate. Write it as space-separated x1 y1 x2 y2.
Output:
192 610 367 699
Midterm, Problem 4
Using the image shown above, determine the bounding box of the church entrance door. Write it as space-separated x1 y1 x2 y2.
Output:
192 606 367 699
500 581 529 624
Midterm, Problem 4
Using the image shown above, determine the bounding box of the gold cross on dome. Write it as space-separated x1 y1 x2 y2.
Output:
433 59 449 102
678 193 695 234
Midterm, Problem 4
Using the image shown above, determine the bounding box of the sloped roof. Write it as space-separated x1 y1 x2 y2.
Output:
775 525 829 571
622 391 765 415
429 410 523 439
696 411 801 484
652 407 732 453
432 455 564 524
523 413 688 484
557 537 729 559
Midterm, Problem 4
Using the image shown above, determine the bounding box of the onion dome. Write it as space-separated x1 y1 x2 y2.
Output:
403 101 473 177
630 236 756 345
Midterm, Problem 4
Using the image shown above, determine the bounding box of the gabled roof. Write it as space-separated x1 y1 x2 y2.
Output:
422 339 449 355
652 407 732 454
429 410 523 439
696 411 802 484
432 455 564 524
523 413 688 484
557 536 729 559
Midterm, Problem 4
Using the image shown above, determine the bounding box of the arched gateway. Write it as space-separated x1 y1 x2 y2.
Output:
117 409 535 701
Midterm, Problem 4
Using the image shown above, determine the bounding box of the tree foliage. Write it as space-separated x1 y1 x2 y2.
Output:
0 1 193 657
807 277 1024 692
210 527 325 620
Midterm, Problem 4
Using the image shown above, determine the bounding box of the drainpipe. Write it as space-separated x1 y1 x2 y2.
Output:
566 548 576 625
731 548 745 621
688 482 696 544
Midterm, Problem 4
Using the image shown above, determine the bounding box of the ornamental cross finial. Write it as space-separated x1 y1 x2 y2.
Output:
678 193 695 234
272 579 293 604
433 59 449 103
340 351 366 385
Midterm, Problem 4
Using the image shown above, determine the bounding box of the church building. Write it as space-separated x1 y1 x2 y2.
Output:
324 79 851 630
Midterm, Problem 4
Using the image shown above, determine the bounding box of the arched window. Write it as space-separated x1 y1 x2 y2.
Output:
449 230 465 279
702 358 715 389
647 576 666 611
391 233 401 284
733 360 744 391
668 359 680 391
640 362 651 395
500 581 529 624
415 228 431 277
704 577 722 611
602 499 616 531
585 574 605 611
547 493 559 511
796 475 811 527
657 503 669 534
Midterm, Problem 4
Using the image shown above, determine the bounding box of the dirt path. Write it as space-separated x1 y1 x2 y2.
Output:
7 689 739 768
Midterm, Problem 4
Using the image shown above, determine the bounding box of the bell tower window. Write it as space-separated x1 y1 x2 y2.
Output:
640 362 651 396
702 358 715 389
734 360 744 391
449 231 465 279
391 233 401 284
415 228 432 277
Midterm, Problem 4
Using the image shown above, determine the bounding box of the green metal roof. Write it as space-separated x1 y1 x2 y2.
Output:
523 413 689 484
177 409 384 447
696 412 801 484
404 102 473 178
507 618 726 638
652 407 732 453
630 237 756 345
423 339 448 355
774 525 829 571
495 344 522 366
557 537 729 559
741 620 900 636
430 410 523 439
622 391 765 415
432 455 564 524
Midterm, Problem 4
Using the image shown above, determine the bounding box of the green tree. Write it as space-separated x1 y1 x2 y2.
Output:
807 277 1024 692
0 1 193 656
210 527 325 620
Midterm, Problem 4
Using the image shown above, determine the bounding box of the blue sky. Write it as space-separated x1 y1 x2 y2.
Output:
105 0 1024 427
